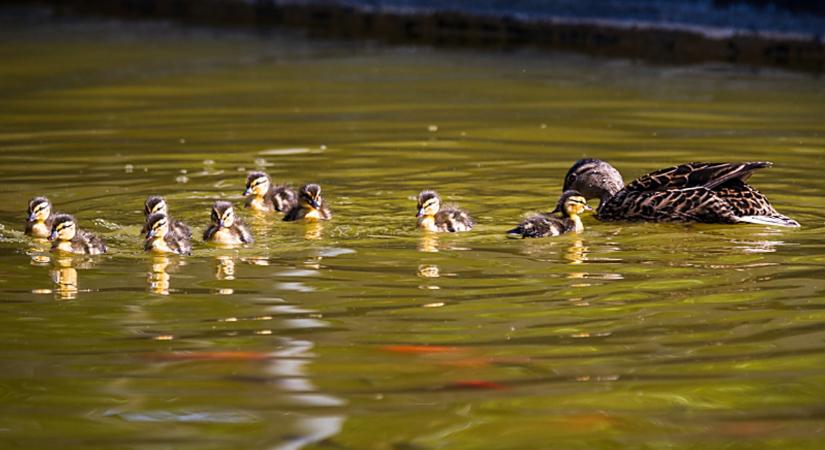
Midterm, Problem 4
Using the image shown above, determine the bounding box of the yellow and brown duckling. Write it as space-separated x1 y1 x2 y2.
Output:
144 213 192 255
49 214 108 255
142 196 192 240
283 183 332 221
203 201 254 245
25 196 55 238
416 190 474 232
244 171 298 213
563 159 799 226
507 190 591 238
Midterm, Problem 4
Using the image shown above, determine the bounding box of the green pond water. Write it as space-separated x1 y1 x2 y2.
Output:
1 8 825 450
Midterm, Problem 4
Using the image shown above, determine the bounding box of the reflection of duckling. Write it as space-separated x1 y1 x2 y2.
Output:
203 201 254 245
145 213 192 255
507 190 591 238
51 256 78 300
25 197 55 238
148 255 172 295
416 190 473 232
49 214 108 255
244 171 298 213
142 196 192 240
284 184 332 221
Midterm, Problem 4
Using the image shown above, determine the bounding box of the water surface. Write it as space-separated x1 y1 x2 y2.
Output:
1 9 825 449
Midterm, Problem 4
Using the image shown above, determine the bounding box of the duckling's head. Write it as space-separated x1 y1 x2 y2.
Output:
416 190 440 217
562 159 624 201
553 190 592 218
144 196 168 217
145 213 170 239
49 214 77 241
211 201 236 228
28 197 51 222
299 184 323 210
244 171 271 196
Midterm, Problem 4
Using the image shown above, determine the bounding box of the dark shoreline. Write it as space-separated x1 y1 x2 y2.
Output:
14 0 825 73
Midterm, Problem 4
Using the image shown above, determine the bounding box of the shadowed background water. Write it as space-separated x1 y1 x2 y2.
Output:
1 8 825 449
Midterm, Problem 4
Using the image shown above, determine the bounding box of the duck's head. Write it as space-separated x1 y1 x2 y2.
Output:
211 201 236 228
562 159 624 201
244 171 271 196
144 196 168 217
299 184 323 210
416 190 440 218
28 197 51 222
551 190 592 218
145 213 170 239
49 214 77 241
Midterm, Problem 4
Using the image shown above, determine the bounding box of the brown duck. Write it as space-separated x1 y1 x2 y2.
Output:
562 159 799 227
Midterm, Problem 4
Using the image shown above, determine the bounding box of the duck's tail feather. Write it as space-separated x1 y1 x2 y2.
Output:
506 226 524 238
737 215 800 227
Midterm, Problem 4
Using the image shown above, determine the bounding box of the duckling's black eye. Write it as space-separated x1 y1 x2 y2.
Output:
567 174 576 183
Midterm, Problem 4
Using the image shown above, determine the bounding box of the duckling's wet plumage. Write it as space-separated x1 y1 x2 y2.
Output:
143 196 192 240
507 190 590 238
283 183 332 221
416 190 473 232
244 171 298 213
144 212 192 255
563 159 799 227
25 196 55 238
49 213 108 255
203 201 254 244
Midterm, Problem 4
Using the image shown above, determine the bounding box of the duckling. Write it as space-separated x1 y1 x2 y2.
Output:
416 190 473 232
203 201 254 245
283 183 332 221
49 214 108 255
244 171 298 213
25 196 55 238
563 159 799 226
507 190 591 238
142 196 192 239
144 213 192 255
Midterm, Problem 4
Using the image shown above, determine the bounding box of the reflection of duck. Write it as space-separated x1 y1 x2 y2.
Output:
284 184 332 222
215 255 236 281
203 201 254 245
51 255 78 300
244 171 298 213
148 255 172 295
49 214 107 255
142 196 192 240
25 197 55 238
507 191 590 238
562 159 799 226
144 213 192 255
416 190 473 232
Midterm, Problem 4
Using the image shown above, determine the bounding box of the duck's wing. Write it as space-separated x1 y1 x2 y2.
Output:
167 235 192 255
78 230 108 254
601 188 740 223
171 218 192 240
625 162 772 192
269 185 298 212
715 180 799 227
436 206 473 232
234 220 255 243
507 214 565 238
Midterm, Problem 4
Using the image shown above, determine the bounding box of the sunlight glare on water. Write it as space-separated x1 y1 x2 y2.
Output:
0 8 824 450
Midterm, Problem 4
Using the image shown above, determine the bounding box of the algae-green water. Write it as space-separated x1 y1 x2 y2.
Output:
1 9 825 449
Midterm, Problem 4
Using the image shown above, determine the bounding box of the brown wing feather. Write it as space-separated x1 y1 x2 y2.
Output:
601 188 739 223
625 162 772 192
